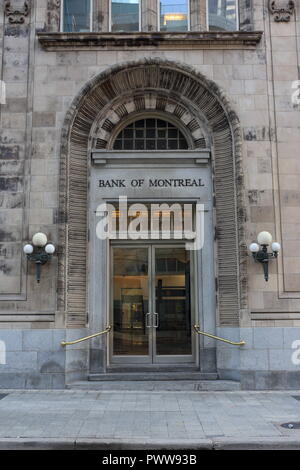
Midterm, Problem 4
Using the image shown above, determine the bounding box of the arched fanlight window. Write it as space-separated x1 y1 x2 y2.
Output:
113 118 189 150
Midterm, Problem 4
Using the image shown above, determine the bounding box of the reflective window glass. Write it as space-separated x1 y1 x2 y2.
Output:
63 0 91 32
208 0 238 31
160 0 189 31
111 0 140 32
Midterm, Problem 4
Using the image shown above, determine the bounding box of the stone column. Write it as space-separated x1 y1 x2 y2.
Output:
142 0 157 32
97 0 109 32
46 0 61 32
269 4 300 295
0 0 32 298
190 0 207 31
239 0 254 31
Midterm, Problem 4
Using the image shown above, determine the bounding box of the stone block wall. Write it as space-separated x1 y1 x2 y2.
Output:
0 0 299 389
0 329 88 389
217 327 300 389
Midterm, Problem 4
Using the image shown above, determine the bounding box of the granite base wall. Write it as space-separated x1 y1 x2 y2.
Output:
217 327 300 390
0 329 88 389
1 327 300 389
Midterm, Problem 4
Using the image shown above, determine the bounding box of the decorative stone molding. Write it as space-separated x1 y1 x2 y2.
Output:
268 0 295 22
4 1 30 24
58 59 247 328
91 92 208 151
47 0 61 32
37 31 263 51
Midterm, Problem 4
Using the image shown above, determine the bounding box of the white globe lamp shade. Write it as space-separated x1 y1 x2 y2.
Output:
249 242 259 253
257 231 272 246
23 244 34 255
32 232 48 247
45 244 55 255
272 242 281 253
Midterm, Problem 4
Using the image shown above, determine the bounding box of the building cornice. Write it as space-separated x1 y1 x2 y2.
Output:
37 31 263 51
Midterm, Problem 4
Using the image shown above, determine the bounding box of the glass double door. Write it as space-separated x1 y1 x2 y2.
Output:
111 245 193 364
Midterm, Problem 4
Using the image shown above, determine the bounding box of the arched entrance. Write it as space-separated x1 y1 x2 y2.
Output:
58 59 247 373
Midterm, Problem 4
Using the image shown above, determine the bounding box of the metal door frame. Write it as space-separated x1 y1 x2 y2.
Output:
109 241 196 365
109 243 152 364
151 244 195 364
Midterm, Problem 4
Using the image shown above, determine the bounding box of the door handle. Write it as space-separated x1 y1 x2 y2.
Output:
145 313 152 328
153 312 159 328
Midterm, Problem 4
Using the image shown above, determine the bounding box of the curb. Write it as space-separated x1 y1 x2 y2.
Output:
0 437 300 450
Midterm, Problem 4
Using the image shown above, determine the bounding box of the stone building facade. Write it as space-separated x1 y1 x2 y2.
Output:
0 0 300 389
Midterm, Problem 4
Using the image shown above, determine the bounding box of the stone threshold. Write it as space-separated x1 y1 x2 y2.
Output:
37 31 263 51
67 379 240 391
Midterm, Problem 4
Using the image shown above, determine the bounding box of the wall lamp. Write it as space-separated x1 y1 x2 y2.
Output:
249 231 281 282
23 233 55 283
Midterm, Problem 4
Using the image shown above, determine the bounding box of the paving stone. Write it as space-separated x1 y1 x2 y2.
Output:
1 386 300 446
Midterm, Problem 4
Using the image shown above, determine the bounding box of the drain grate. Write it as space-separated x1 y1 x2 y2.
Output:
281 422 300 429
0 394 8 401
292 395 300 402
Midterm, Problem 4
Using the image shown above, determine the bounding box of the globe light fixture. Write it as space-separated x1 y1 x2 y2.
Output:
23 233 55 283
45 244 55 255
249 243 259 253
271 242 281 253
249 231 280 281
257 231 272 246
32 232 48 247
23 244 34 255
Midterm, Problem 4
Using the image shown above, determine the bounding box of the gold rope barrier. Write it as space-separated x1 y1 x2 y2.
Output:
61 326 112 347
193 325 245 346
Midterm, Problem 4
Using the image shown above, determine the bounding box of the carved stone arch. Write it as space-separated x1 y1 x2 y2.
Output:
89 91 210 151
58 58 247 328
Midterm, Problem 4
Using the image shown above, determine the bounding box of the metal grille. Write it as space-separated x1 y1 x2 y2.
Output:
113 118 189 150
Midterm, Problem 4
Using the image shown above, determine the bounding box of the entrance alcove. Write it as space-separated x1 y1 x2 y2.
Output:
58 59 247 376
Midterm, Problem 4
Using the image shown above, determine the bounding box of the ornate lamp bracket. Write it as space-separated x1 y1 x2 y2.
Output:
268 0 295 22
4 1 30 24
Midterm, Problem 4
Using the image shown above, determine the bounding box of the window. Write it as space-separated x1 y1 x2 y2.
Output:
111 0 140 32
113 118 189 150
207 0 238 31
62 0 92 32
159 0 189 31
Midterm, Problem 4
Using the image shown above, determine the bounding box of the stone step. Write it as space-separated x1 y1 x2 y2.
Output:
67 380 241 391
107 364 200 373
89 372 219 381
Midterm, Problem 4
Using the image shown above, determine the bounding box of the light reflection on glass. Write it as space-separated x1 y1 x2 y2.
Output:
160 0 189 31
208 0 238 31
111 0 140 32
113 248 149 356
63 0 91 32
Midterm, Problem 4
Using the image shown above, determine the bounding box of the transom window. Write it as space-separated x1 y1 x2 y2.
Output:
113 118 189 150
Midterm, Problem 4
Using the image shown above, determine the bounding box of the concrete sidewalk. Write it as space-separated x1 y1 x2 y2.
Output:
0 389 300 449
